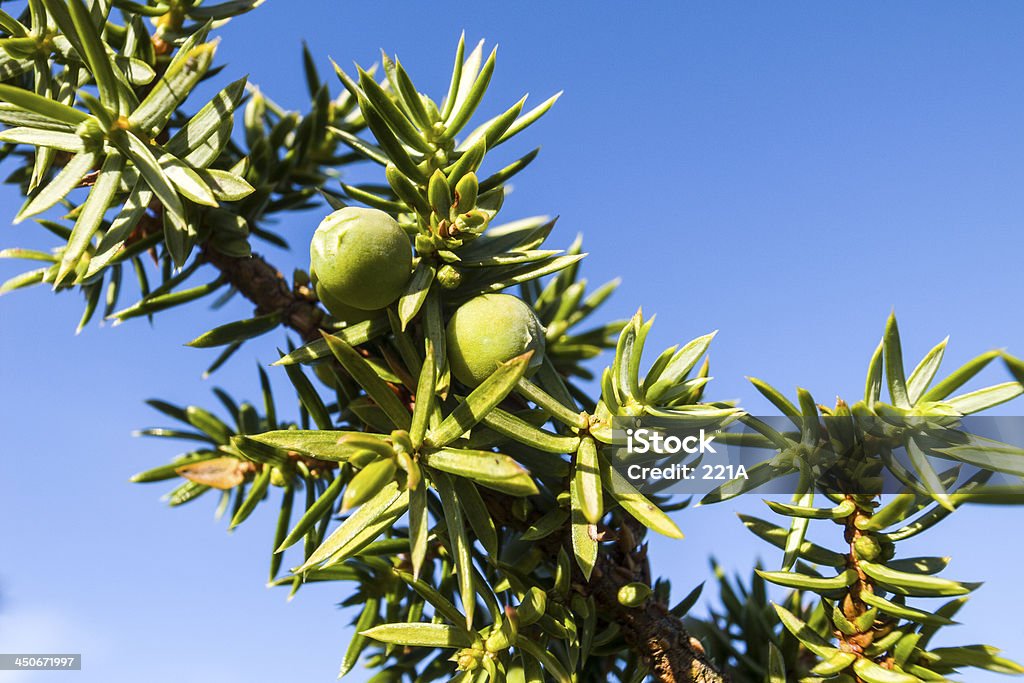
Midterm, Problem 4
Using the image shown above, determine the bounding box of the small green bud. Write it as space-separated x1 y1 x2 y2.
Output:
484 624 512 653
269 466 289 488
445 294 546 387
516 587 547 626
853 534 882 561
617 582 652 607
436 264 462 289
428 169 452 217
341 457 397 511
454 173 479 211
454 648 483 671
75 117 106 149
309 207 412 311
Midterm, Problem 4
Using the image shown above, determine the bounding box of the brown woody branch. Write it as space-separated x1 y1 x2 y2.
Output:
203 246 730 683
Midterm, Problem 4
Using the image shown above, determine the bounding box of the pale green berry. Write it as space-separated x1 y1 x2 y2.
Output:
445 293 545 387
309 207 411 311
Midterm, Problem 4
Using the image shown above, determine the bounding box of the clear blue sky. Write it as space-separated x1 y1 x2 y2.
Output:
2 2 1024 681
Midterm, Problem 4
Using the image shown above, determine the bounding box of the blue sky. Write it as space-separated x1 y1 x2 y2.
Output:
2 2 1024 681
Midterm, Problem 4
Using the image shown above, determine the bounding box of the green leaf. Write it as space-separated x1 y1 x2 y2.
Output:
321 332 411 430
425 448 537 496
341 457 397 512
231 435 289 468
357 66 430 153
440 34 467 120
858 560 975 597
130 42 217 135
51 0 122 112
197 169 254 201
884 313 911 408
109 129 190 264
905 435 953 511
575 437 603 524
15 149 100 223
865 338 885 407
946 381 1023 415
338 596 378 678
645 332 717 403
398 260 434 331
856 494 920 532
886 556 950 576
453 477 497 556
245 429 381 461
59 152 124 283
445 136 486 186
187 0 266 20
478 404 580 454
470 253 586 295
160 152 218 206
410 340 437 450
766 498 857 521
457 96 524 152
392 58 430 128
781 486 813 572
166 77 246 161
767 642 787 683
740 514 847 565
277 474 345 552
361 622 474 649
858 590 957 626
570 465 598 580
298 481 405 571
433 471 475 630
441 47 496 141
772 603 840 659
87 179 154 277
517 634 572 683
515 377 581 428
906 337 948 405
408 483 428 580
755 568 857 593
495 91 562 146
282 361 332 431
920 350 1000 403
272 318 389 365
395 571 467 627
0 126 87 152
229 465 271 528
927 645 1024 674
108 276 226 321
521 508 570 541
0 268 47 295
186 312 282 348
851 657 920 683
937 440 1024 477
748 377 802 427
428 352 533 447
599 458 684 539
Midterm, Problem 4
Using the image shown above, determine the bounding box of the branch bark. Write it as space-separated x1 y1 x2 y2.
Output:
204 246 730 683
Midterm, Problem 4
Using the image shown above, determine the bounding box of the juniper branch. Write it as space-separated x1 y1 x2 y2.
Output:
203 245 729 683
